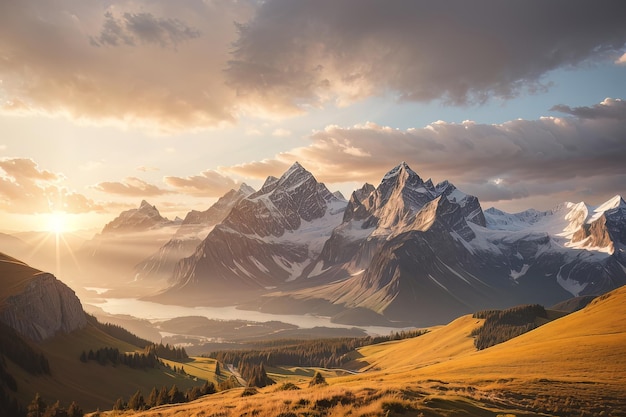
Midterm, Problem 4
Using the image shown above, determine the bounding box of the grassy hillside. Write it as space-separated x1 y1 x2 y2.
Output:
7 322 205 412
0 253 44 305
102 285 626 417
0 252 211 413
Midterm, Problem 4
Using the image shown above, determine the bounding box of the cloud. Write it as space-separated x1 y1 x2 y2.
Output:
0 158 102 213
550 98 626 120
137 166 160 172
92 177 172 196
2 1 624 130
227 0 626 113
92 11 201 48
272 128 292 137
164 170 238 197
225 98 626 207
223 159 292 180
0 0 254 131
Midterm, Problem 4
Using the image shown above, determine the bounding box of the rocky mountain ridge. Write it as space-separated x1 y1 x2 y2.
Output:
161 162 346 301
126 162 626 326
102 200 178 234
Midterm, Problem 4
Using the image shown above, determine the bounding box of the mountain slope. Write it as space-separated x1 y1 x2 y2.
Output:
260 163 535 325
406 284 626 386
76 201 180 290
0 253 203 412
113 285 626 417
159 162 346 303
248 164 625 326
135 184 255 283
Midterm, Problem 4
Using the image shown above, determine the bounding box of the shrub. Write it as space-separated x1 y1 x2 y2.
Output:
309 371 327 387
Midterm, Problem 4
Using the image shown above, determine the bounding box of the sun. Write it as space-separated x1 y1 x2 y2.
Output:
47 211 68 235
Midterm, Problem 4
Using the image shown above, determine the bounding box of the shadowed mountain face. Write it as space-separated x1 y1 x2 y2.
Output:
154 162 626 326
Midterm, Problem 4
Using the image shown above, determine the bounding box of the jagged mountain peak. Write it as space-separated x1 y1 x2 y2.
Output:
593 195 625 216
258 176 279 194
221 162 339 237
380 162 423 193
102 200 171 234
382 161 418 179
238 182 256 196
333 190 346 201
139 199 155 210
274 161 313 190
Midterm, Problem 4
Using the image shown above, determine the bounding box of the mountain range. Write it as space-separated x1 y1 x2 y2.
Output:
138 162 626 326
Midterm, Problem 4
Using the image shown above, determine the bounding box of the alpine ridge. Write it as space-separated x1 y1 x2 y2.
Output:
160 162 346 303
155 162 625 326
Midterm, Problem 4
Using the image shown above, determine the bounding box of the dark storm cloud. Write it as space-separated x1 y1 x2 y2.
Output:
551 98 626 120
227 0 626 112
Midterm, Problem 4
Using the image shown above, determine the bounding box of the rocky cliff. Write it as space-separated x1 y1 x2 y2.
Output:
0 256 86 342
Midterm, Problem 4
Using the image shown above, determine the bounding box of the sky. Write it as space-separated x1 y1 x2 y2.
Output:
1 0 626 233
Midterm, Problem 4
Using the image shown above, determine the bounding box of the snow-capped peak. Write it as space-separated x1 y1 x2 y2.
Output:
382 161 421 182
588 195 626 223
238 183 256 196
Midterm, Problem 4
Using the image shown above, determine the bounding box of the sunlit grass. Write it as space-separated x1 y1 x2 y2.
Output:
94 286 626 417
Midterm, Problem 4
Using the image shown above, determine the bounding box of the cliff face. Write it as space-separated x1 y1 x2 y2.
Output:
0 273 87 342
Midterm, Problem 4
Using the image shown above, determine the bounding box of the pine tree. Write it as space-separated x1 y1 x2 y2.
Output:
27 393 47 417
309 371 327 387
127 390 145 411
215 361 221 376
112 397 126 411
156 386 169 406
186 386 202 402
202 381 216 395
146 387 158 409
67 401 83 417
168 384 185 404
43 400 67 417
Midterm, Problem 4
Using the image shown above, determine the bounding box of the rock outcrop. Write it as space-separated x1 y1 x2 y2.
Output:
0 272 86 342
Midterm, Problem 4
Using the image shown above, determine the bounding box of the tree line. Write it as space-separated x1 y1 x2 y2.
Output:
79 347 159 369
145 343 189 361
471 304 547 350
0 321 50 375
211 330 427 372
79 343 189 369
86 314 152 348
113 381 216 412
23 393 84 417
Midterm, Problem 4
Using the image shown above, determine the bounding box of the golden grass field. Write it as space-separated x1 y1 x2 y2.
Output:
92 286 626 417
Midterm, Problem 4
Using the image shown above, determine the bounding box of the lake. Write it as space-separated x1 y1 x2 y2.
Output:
88 296 410 336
